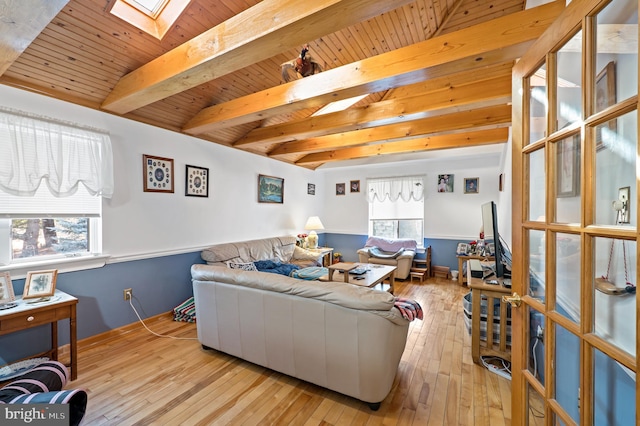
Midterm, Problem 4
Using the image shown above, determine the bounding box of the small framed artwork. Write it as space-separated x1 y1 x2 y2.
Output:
437 174 454 192
350 180 360 193
336 183 346 195
23 269 58 299
618 186 630 224
456 243 469 255
595 61 617 151
258 174 284 203
0 272 15 305
143 154 174 193
185 165 209 197
499 173 504 192
307 183 316 195
464 177 479 194
557 134 581 198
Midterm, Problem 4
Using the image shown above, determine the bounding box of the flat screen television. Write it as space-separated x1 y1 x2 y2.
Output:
481 201 512 279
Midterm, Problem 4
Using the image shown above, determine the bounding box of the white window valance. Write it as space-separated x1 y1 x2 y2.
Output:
366 175 425 202
0 108 114 198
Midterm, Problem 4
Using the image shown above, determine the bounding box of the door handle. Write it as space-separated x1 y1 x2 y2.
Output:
502 292 522 308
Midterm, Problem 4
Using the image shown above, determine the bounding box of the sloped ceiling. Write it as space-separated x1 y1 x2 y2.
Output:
0 0 565 168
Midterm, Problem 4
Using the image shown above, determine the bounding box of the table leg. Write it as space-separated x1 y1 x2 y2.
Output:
389 271 395 294
458 257 464 285
70 304 77 380
471 289 481 364
51 321 58 361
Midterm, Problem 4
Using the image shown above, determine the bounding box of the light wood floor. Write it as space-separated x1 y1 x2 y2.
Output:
68 276 512 425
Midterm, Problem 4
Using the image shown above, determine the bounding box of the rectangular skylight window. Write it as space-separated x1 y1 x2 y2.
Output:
110 0 190 39
124 0 169 18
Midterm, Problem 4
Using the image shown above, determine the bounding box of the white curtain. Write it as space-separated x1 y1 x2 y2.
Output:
366 175 425 202
0 108 114 198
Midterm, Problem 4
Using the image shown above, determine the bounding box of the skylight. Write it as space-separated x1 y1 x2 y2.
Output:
312 94 368 116
110 0 191 40
125 0 169 18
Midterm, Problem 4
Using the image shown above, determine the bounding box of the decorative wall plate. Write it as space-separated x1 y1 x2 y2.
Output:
143 154 174 193
185 165 209 197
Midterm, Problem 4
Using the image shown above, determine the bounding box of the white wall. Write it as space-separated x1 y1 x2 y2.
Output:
0 85 323 260
320 154 509 241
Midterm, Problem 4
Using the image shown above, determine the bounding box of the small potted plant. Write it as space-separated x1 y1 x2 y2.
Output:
333 252 343 264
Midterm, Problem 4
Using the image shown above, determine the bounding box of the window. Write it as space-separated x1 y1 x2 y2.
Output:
110 0 191 40
0 108 113 266
367 176 424 245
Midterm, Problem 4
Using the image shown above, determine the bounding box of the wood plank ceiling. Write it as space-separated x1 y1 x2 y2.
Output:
0 0 565 169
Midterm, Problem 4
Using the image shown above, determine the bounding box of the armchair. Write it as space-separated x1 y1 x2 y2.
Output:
357 237 417 279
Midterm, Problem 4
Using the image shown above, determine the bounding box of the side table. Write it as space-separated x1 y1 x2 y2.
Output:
467 270 511 365
0 290 78 380
457 254 495 285
307 247 333 267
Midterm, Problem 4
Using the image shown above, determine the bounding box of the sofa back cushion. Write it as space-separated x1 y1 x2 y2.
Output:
202 236 296 265
191 264 405 325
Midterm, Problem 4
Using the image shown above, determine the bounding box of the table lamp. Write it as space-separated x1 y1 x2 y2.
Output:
304 216 324 249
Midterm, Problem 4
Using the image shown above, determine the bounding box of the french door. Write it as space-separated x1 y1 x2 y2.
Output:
510 0 638 424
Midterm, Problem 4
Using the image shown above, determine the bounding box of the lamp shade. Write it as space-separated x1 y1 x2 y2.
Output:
304 216 324 230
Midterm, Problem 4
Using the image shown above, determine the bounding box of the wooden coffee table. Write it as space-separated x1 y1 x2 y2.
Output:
326 262 397 294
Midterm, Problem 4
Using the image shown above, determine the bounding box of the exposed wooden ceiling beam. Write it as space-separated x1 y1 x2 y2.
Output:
0 0 69 76
294 128 510 165
236 62 514 146
268 104 512 156
100 0 415 114
182 1 563 135
236 75 511 148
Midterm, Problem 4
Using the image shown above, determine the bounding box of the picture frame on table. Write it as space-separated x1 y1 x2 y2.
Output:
595 61 616 151
258 174 284 203
557 133 581 198
0 272 15 305
185 165 209 197
23 269 58 299
142 154 174 193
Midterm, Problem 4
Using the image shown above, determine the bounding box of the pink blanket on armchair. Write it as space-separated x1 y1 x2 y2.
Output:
365 236 417 252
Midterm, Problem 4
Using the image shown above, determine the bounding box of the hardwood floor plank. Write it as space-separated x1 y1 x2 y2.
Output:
62 277 510 425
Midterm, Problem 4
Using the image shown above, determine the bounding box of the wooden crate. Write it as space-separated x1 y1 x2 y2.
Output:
432 265 450 279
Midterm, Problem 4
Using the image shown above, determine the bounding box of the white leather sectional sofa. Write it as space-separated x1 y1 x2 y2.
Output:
191 260 410 409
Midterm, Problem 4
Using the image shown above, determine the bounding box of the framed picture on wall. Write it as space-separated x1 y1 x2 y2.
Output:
350 180 360 193
185 165 209 197
557 134 581 198
336 183 346 195
143 154 174 193
595 61 616 151
258 174 284 203
23 269 58 299
307 183 315 195
437 174 454 192
464 178 479 194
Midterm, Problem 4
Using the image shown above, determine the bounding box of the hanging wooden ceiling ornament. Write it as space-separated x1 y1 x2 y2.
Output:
280 44 323 83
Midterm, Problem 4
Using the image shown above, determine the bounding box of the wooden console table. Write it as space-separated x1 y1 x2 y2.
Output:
467 270 511 365
0 290 78 380
457 254 495 285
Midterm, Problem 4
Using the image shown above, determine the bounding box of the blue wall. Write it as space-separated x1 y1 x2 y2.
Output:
324 233 469 272
1 252 202 365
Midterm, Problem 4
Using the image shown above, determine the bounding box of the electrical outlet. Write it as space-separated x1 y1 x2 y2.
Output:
123 288 132 301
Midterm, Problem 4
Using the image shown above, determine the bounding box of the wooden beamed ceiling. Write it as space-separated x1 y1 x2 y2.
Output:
0 0 566 168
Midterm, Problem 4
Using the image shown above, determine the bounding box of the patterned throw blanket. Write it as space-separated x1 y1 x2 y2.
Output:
394 298 424 321
254 259 300 276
